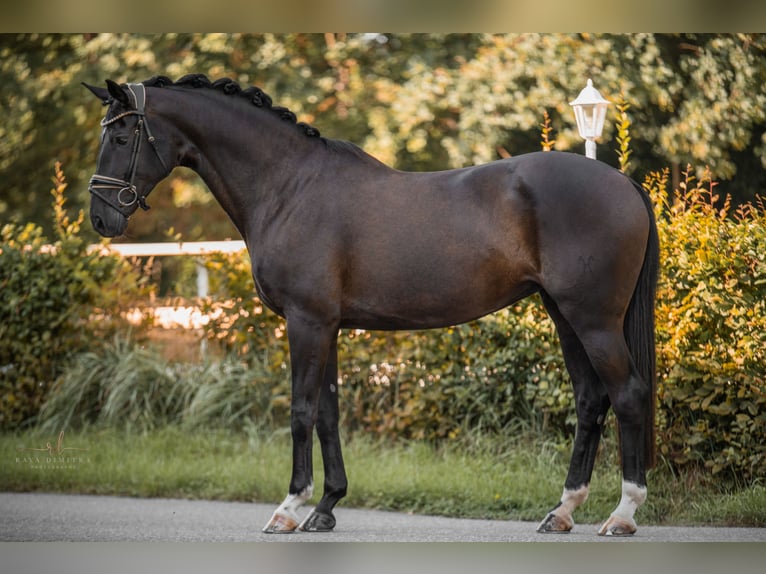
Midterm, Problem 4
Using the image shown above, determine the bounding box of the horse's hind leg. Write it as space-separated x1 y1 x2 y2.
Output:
299 335 348 532
537 292 611 533
561 316 651 536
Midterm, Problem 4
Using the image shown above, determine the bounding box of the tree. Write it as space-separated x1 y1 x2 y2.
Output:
2 33 764 241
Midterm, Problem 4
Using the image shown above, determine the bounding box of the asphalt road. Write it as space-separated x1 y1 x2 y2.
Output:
2 491 765 542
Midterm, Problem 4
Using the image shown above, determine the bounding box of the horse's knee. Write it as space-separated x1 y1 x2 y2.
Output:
315 410 338 438
290 401 317 432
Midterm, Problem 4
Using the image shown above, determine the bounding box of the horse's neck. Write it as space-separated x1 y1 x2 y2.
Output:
158 89 318 237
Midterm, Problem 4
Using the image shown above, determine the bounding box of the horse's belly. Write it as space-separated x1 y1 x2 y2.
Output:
339 264 539 331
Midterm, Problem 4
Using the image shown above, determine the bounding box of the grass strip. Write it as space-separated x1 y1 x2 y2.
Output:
2 427 764 526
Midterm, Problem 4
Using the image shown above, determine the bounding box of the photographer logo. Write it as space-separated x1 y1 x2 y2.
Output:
16 431 91 470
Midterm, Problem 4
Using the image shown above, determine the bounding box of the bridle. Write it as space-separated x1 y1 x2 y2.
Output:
88 83 168 215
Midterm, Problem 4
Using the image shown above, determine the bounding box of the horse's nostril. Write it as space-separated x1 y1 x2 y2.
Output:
92 215 105 234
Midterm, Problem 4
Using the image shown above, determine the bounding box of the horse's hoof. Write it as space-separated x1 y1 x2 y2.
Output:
536 512 573 533
597 516 637 537
262 511 300 533
299 509 336 532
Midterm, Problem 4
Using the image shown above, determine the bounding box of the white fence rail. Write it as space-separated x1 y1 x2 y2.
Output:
92 240 246 257
91 240 246 298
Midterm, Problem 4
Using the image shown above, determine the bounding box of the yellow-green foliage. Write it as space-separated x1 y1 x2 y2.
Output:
0 164 149 429
647 168 766 480
10 165 766 483
614 98 633 174
338 299 570 441
198 167 766 481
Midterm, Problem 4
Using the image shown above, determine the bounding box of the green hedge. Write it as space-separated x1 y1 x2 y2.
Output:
337 302 571 440
197 167 766 481
0 164 149 429
9 163 766 482
648 168 766 480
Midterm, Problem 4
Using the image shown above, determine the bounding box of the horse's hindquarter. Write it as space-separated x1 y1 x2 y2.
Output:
519 153 651 320
335 161 541 330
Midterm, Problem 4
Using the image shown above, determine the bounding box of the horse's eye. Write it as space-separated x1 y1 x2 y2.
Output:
114 135 129 146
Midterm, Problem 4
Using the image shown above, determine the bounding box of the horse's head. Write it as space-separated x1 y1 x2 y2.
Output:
83 80 171 237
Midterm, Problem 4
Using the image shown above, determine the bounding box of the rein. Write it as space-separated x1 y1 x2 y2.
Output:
88 83 168 215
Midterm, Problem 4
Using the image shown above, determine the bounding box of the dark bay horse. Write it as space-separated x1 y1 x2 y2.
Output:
84 74 658 536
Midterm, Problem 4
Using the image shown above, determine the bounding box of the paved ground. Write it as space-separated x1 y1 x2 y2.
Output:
2 491 765 542
4 492 765 574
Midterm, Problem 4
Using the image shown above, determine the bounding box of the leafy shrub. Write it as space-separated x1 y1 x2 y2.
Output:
337 301 569 440
195 165 766 481
0 163 148 429
648 168 766 481
38 336 288 433
24 163 766 483
200 250 289 370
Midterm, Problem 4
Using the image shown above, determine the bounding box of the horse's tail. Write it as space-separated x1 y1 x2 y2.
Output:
624 179 659 469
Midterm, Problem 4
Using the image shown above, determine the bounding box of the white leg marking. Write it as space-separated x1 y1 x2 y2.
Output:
275 482 314 519
611 480 647 522
537 484 589 532
263 483 313 532
599 480 647 536
559 485 589 517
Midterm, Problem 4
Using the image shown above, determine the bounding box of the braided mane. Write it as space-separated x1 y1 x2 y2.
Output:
143 74 321 138
140 73 379 164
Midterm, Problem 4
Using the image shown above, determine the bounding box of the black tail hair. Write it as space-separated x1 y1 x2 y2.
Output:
623 179 660 469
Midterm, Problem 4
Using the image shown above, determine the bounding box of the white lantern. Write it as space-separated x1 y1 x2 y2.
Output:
569 79 610 159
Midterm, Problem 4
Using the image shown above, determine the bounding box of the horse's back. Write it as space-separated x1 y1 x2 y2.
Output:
505 152 647 221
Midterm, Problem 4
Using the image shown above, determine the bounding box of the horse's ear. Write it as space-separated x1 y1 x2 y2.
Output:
82 82 109 105
105 79 131 107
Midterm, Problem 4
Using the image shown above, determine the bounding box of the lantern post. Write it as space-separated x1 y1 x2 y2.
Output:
569 79 610 159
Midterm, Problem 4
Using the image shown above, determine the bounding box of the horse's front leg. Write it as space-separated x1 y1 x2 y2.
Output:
299 335 348 532
262 314 338 533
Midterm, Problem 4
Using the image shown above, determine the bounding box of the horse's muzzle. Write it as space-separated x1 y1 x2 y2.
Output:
90 210 128 238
